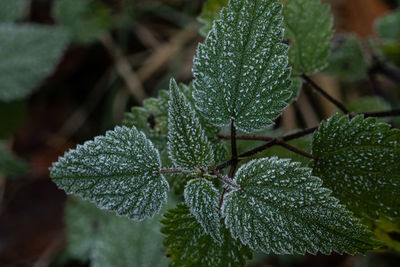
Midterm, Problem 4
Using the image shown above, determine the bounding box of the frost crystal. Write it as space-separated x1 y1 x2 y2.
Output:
50 125 169 221
184 178 222 242
193 0 292 133
312 114 400 221
222 157 381 254
168 78 214 169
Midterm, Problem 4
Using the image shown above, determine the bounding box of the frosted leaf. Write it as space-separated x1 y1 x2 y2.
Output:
222 157 381 254
324 34 369 81
161 203 252 267
282 0 333 74
123 89 170 163
123 82 226 194
0 0 26 22
168 78 214 169
193 0 292 133
184 178 222 242
0 24 69 101
50 125 169 220
287 76 302 103
312 114 400 222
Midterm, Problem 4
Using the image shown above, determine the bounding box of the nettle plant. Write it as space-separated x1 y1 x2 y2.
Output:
51 0 400 265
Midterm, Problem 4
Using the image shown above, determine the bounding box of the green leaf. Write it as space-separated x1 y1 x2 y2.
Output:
312 114 400 222
123 90 169 162
123 83 225 195
198 0 228 36
184 178 222 242
375 10 400 42
92 213 168 267
168 79 214 169
65 197 168 266
344 96 391 123
161 203 252 267
65 197 111 261
282 0 333 74
53 0 112 44
0 0 26 22
222 157 380 254
0 24 69 101
0 141 29 178
324 34 369 81
50 125 169 220
288 76 302 102
346 96 391 114
193 0 292 133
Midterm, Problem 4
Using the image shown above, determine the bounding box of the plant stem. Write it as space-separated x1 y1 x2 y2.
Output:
157 169 183 174
230 119 238 161
282 126 318 141
301 74 350 114
211 170 241 190
229 119 239 178
219 135 274 141
239 139 277 158
363 108 400 118
214 159 234 171
219 187 229 209
275 139 315 159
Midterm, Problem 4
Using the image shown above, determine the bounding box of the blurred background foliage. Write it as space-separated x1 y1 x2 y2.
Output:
0 0 400 266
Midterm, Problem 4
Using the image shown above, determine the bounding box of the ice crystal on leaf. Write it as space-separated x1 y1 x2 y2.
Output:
168 79 214 169
312 114 400 222
50 126 169 220
222 157 381 254
184 178 222 242
193 0 292 133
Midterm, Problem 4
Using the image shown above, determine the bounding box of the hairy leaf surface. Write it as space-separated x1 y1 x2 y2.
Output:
161 203 252 267
282 0 333 74
50 126 169 220
0 24 69 101
222 157 380 254
312 114 400 221
193 0 292 133
168 79 214 169
184 178 221 241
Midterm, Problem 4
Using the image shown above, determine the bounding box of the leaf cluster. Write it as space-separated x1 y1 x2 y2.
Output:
49 0 400 266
